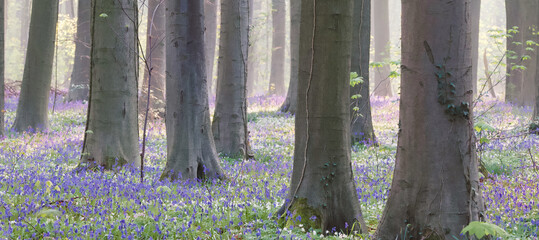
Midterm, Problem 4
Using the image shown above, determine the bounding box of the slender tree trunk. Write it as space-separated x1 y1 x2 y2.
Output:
505 0 522 103
212 0 250 158
63 0 75 18
160 0 226 181
279 0 299 114
471 0 480 96
375 0 483 238
67 0 91 102
12 0 58 132
278 0 368 233
79 0 139 170
246 0 257 96
204 0 219 94
0 0 4 137
372 0 392 97
20 0 30 49
350 0 375 144
268 0 285 95
139 0 165 115
519 1 538 106
483 49 497 98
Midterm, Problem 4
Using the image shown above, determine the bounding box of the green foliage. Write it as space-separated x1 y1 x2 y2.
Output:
474 121 496 132
461 221 507 239
350 72 363 87
36 208 62 219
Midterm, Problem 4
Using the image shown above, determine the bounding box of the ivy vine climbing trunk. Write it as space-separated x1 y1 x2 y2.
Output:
67 0 91 102
160 0 226 181
350 0 375 144
279 0 300 114
277 0 368 233
372 0 393 97
12 0 58 132
375 0 484 238
139 0 166 116
79 0 139 170
212 0 250 158
268 0 286 95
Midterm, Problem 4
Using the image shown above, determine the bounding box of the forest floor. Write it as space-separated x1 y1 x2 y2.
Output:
0 96 538 239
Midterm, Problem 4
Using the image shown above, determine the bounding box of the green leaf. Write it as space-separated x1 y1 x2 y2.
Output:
461 221 507 238
474 121 496 132
99 13 108 18
36 208 62 219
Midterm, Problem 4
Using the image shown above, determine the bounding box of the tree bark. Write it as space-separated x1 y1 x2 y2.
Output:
350 0 375 144
160 0 226 181
519 1 538 107
0 0 4 137
79 0 139 170
375 0 484 238
279 0 300 114
67 0 91 102
212 0 250 158
372 0 392 97
12 0 58 132
278 0 368 233
139 0 166 115
505 0 522 104
20 0 30 49
470 0 480 96
245 0 257 96
204 0 219 94
268 0 286 95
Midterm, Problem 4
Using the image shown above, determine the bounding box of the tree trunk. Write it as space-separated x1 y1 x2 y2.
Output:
245 0 257 96
278 0 368 233
63 0 75 18
268 0 285 95
372 0 392 97
518 1 538 106
212 0 250 158
279 0 299 114
67 0 91 102
350 0 375 144
0 0 4 137
204 0 219 94
471 0 480 96
139 0 166 116
79 0 139 170
160 0 226 181
20 0 30 49
483 49 497 98
375 0 484 238
505 0 522 104
12 0 58 132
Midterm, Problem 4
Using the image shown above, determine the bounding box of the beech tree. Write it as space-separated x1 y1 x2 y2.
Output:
79 0 139 169
67 0 91 102
375 0 484 238
279 0 300 114
278 0 368 233
204 0 219 93
0 0 4 137
160 0 226 181
268 0 286 95
12 0 58 132
372 0 393 97
212 0 250 157
350 0 375 144
139 0 165 114
471 0 481 95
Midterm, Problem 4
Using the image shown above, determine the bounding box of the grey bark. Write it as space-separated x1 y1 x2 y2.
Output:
519 1 538 107
160 0 226 181
268 0 285 95
79 0 139 170
67 0 91 102
212 0 250 157
139 0 166 115
204 0 219 94
278 0 368 233
505 0 522 103
375 0 484 238
471 0 480 95
350 0 375 144
245 0 257 96
0 0 4 137
372 0 392 97
20 0 30 49
279 0 299 114
12 0 58 132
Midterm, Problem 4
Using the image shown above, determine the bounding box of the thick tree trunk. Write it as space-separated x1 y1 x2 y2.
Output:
67 0 91 102
279 0 368 233
0 0 4 137
12 0 58 132
268 0 285 95
279 0 300 114
204 0 219 94
519 1 538 106
139 0 166 115
375 1 484 238
471 0 480 96
212 0 250 158
350 0 375 144
372 0 392 97
79 0 139 170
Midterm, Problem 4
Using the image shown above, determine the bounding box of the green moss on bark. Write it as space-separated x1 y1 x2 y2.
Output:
279 198 322 231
